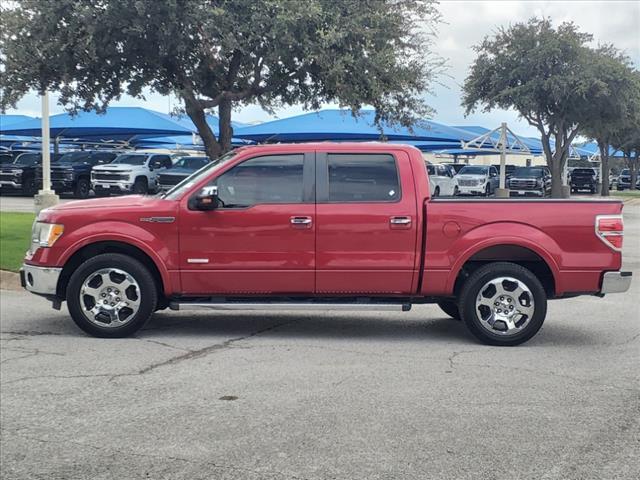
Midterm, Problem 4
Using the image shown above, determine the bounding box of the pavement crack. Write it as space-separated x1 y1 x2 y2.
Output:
134 337 192 353
137 319 297 375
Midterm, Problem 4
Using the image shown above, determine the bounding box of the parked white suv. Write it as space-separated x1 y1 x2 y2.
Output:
91 153 173 195
456 165 499 196
426 162 459 197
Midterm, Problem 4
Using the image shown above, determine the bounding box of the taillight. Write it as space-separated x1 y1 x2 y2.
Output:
596 215 623 251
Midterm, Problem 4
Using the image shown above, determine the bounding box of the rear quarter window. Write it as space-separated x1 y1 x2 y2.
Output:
327 153 400 202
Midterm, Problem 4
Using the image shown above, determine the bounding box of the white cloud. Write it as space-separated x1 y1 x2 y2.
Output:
5 1 639 138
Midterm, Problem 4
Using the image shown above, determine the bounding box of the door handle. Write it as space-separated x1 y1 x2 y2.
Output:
390 216 412 229
390 216 412 225
290 216 312 227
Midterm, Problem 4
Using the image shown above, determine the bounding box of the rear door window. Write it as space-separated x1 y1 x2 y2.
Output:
327 154 400 202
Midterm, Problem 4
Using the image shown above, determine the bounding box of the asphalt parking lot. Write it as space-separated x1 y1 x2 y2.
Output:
1 205 639 480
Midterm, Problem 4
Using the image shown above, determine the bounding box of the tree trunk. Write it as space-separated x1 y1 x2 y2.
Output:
630 153 639 191
218 98 233 154
182 93 222 160
599 140 610 196
550 153 564 198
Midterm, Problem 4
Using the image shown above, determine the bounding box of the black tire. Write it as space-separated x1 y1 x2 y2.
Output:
453 186 459 197
485 184 491 197
437 300 460 320
133 177 148 195
458 262 547 346
74 178 91 199
67 253 158 338
21 176 36 196
433 186 440 197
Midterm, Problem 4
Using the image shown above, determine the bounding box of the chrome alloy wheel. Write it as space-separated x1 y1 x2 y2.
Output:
79 268 141 327
475 276 535 336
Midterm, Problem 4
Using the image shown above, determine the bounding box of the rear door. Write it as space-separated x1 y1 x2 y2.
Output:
315 150 418 294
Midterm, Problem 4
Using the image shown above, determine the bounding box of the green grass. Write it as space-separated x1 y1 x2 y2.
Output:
611 190 640 198
0 212 35 272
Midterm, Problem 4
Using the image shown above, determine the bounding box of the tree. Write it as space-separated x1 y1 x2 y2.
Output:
579 47 638 196
1 0 443 159
611 73 640 190
462 18 606 197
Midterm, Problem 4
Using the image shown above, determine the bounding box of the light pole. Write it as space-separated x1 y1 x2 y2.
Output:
34 91 59 213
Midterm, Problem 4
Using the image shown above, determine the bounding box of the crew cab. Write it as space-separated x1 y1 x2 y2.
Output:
0 152 63 196
36 150 118 198
507 166 552 197
21 143 631 346
91 152 173 195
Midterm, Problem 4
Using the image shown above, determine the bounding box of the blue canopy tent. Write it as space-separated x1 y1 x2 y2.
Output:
234 109 478 143
0 115 40 149
1 107 194 142
577 142 624 158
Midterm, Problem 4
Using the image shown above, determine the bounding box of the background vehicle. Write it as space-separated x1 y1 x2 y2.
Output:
157 156 211 192
441 162 467 175
91 153 173 195
616 169 640 191
507 166 552 197
0 152 63 196
569 168 598 194
492 164 517 180
455 165 499 196
36 150 118 198
426 162 458 196
21 143 631 347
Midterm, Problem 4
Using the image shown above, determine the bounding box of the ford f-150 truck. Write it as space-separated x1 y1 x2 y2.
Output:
21 143 631 346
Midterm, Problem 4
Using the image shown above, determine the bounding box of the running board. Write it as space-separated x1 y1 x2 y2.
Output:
170 301 412 312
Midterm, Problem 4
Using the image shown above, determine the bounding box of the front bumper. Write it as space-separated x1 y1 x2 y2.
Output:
509 189 544 196
0 180 22 188
457 185 485 195
92 181 134 193
600 271 632 294
20 264 62 296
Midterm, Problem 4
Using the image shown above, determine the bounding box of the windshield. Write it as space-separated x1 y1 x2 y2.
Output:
458 166 488 175
163 150 237 200
572 168 596 176
426 164 435 175
58 151 91 164
512 167 544 177
112 154 147 165
172 156 210 170
13 153 40 166
620 169 630 175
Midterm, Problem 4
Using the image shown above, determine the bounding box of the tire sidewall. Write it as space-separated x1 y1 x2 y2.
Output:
133 178 148 194
67 253 158 338
459 263 547 346
75 178 90 198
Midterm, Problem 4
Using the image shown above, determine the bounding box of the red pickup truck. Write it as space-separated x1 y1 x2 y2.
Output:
21 143 631 346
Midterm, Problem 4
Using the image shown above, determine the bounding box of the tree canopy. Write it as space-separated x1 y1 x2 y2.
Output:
462 18 619 197
1 0 443 159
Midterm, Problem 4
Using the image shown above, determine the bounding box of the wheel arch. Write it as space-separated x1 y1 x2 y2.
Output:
57 239 169 299
449 241 559 298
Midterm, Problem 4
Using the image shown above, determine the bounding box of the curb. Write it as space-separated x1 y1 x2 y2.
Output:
0 270 22 291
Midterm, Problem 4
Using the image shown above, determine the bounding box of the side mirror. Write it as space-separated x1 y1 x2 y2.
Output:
190 186 219 211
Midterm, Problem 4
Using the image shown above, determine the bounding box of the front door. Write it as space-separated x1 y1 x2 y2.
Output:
179 153 315 295
315 151 418 295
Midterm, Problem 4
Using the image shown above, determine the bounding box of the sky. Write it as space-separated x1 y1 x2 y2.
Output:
5 0 640 138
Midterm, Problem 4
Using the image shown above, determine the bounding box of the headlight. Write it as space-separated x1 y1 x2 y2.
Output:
536 178 543 186
29 222 64 254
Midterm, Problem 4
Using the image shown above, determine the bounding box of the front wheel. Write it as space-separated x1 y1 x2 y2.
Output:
453 186 459 197
433 186 440 197
132 178 148 195
74 178 91 199
66 253 158 337
485 184 491 197
458 262 547 346
21 176 36 196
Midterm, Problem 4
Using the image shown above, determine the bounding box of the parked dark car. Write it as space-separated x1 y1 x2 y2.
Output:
570 168 598 193
617 169 640 191
36 150 118 198
157 156 211 192
507 166 552 197
0 152 63 196
492 164 517 179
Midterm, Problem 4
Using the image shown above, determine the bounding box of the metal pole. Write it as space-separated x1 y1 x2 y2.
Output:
34 90 58 213
499 122 507 190
41 92 51 193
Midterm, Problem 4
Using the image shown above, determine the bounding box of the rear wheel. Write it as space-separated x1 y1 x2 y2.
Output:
458 262 547 346
437 300 460 320
66 253 158 338
74 178 90 199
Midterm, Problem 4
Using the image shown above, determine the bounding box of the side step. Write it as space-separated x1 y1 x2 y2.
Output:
170 301 412 312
